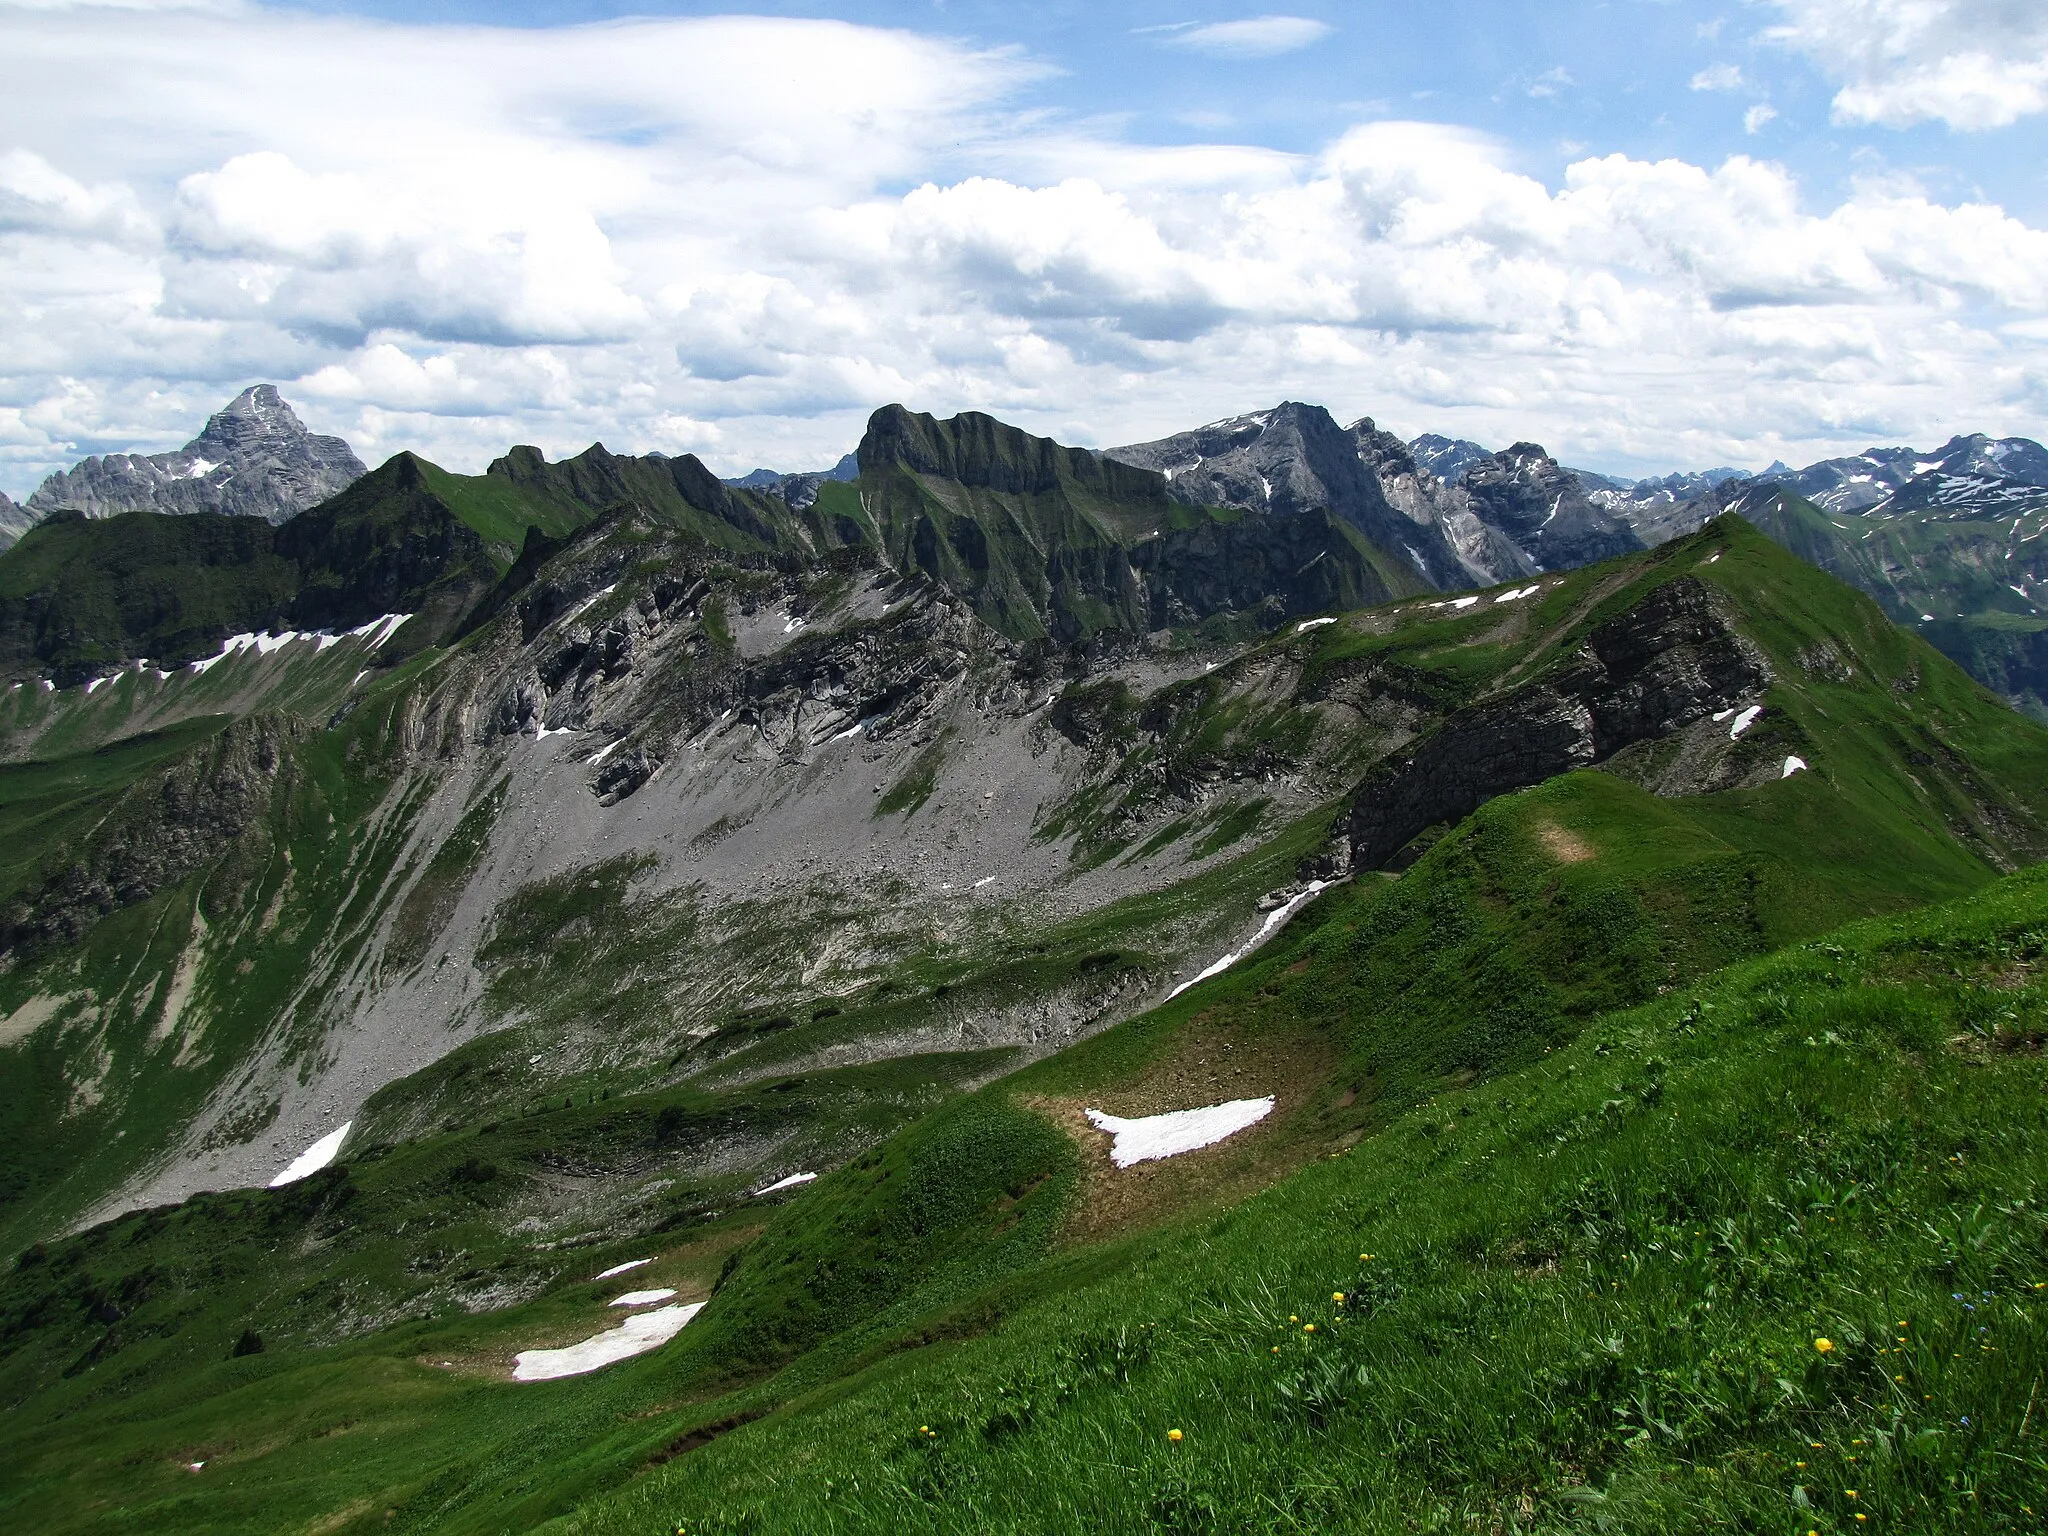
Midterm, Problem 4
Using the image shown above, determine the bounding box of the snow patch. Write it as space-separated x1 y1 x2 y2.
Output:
1428 595 1481 611
346 613 413 648
1168 881 1329 1000
1711 708 1734 722
84 674 110 694
1294 617 1337 633
559 585 617 626
512 1302 704 1382
593 1258 653 1282
269 1121 351 1187
755 1171 817 1195
608 1288 677 1308
1492 584 1542 604
534 722 578 740
1085 1097 1275 1168
1782 755 1808 778
1728 705 1763 739
587 737 625 768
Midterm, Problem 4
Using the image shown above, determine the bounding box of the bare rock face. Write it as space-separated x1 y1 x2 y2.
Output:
0 492 33 552
1457 442 1644 573
1106 402 1478 590
25 386 366 526
1350 418 1539 588
1346 576 1770 869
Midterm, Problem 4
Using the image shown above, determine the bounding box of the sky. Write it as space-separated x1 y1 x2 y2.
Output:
2 0 2046 495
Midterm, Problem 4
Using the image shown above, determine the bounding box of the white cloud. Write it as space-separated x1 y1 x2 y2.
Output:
1766 0 2048 129
1162 16 1334 58
1689 63 1746 92
0 6 2046 496
1744 103 1780 133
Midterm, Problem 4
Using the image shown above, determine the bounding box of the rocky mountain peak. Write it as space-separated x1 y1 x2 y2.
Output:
1407 432 1492 484
24 385 366 527
1459 441 1643 572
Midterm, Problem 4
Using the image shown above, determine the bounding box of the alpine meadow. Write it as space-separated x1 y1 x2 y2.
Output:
4 2 2048 1533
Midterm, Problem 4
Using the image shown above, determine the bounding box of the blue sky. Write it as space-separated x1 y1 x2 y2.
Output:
263 0 2045 216
2 0 2046 490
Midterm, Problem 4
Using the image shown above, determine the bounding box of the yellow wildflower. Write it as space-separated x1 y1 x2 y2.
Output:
1814 1337 1835 1354
1167 1428 1183 1442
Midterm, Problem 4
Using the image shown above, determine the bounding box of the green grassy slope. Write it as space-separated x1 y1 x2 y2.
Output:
5 512 2048 1532
6 784 2046 1534
1736 482 2048 719
588 859 2048 1536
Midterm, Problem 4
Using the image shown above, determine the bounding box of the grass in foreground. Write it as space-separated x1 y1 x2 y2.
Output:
575 862 2048 1535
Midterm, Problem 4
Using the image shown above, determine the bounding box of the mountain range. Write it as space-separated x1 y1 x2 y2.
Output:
1 389 2045 1534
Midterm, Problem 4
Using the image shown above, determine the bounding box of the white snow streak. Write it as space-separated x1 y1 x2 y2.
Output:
512 1302 704 1382
1168 881 1329 1000
1782 755 1808 778
1728 705 1763 739
593 1258 653 1281
1084 1097 1275 1168
755 1171 817 1195
607 1288 677 1308
269 1121 351 1187
1294 616 1338 633
587 737 625 768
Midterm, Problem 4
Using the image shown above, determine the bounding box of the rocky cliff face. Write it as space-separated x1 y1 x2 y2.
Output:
1346 575 1771 869
25 386 366 526
0 492 33 553
1349 417 1540 587
1408 432 1491 483
1106 403 1478 590
0 714 306 958
862 404 1433 643
1458 442 1645 572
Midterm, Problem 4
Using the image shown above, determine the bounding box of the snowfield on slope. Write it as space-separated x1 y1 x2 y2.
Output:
512 1301 705 1382
1168 881 1329 1000
269 1121 350 1187
1085 1097 1276 1168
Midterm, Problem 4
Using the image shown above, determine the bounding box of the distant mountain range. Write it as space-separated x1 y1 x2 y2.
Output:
14 384 2048 712
20 386 365 536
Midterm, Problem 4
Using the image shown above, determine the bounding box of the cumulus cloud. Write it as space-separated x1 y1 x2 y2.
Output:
1158 16 1334 58
1689 64 1746 92
0 5 2046 496
1766 0 2048 129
